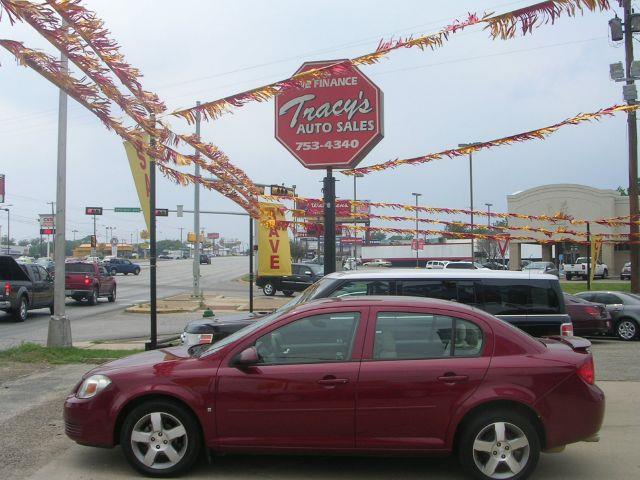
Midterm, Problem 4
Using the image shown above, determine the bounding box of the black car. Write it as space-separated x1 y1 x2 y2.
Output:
256 263 324 296
200 254 211 265
0 256 54 321
575 290 640 340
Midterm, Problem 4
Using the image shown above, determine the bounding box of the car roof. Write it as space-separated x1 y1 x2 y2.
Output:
288 295 484 316
321 268 557 281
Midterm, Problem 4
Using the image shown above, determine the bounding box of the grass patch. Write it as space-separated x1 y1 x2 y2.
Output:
0 343 141 364
239 274 251 282
561 281 631 295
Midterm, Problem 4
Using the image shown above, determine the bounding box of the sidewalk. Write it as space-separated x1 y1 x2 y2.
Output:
125 292 291 314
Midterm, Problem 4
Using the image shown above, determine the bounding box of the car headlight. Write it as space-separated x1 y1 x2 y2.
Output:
76 374 111 399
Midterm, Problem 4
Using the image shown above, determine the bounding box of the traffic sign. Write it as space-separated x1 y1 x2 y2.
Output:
114 207 141 213
85 207 103 215
40 228 55 235
275 60 384 170
155 209 169 217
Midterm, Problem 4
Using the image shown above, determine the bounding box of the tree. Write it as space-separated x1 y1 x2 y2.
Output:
0 235 15 246
290 239 305 262
388 234 412 243
369 231 387 243
156 239 186 252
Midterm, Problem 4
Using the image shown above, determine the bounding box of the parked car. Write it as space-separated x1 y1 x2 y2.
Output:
0 255 54 321
620 261 631 280
104 258 141 276
66 295 604 479
443 262 489 270
575 291 640 340
565 257 608 280
65 261 117 305
522 261 559 277
83 256 103 264
182 270 572 347
425 260 449 269
362 258 392 267
563 293 612 336
482 261 508 270
256 263 324 296
35 257 55 275
199 254 211 265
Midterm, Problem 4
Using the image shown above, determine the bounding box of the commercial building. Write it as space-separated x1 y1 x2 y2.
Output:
507 184 634 273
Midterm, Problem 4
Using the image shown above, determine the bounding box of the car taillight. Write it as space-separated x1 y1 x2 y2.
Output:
3 283 10 297
561 322 574 337
584 306 600 318
577 357 595 385
198 334 213 345
581 264 586 270
83 275 91 286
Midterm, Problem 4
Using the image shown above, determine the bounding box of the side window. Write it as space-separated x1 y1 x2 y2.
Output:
596 293 622 305
291 265 300 275
400 280 481 307
328 280 391 298
255 312 360 365
38 267 50 280
30 266 41 281
373 312 484 360
479 280 561 315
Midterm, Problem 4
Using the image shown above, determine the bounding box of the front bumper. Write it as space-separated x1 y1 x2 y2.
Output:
64 391 116 448
0 300 11 309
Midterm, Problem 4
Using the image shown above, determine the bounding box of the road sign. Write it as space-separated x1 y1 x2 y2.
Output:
111 237 119 246
155 209 169 217
411 239 425 251
0 174 5 203
497 236 510 257
176 204 184 217
114 207 141 213
90 235 97 248
40 228 55 235
39 214 55 228
275 60 384 170
207 232 220 240
85 207 103 215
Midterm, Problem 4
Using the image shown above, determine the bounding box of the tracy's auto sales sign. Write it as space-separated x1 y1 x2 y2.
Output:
275 60 383 170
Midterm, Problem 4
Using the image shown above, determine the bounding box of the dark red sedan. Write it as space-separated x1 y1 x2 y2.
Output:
64 296 604 480
563 294 612 336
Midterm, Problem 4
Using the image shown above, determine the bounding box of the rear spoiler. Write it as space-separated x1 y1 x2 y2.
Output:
544 335 592 353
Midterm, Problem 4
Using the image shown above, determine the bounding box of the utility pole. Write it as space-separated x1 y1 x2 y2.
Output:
147 115 158 350
323 168 336 274
72 229 78 242
47 201 55 257
485 203 493 260
624 0 640 293
192 101 202 300
412 193 422 267
179 227 184 246
47 19 71 348
459 143 481 262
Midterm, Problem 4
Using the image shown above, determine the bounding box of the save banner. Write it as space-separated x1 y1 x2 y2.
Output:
123 137 151 232
258 203 292 276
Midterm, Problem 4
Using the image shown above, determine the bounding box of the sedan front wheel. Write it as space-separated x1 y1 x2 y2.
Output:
120 400 201 477
459 410 540 480
616 318 638 341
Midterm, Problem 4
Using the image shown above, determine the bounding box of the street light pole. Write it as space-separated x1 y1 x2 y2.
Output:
412 193 422 268
485 203 492 260
459 143 481 262
0 208 9 254
353 173 364 267
192 101 202 300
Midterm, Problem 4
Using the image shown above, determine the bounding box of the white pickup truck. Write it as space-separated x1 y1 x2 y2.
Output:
564 257 608 280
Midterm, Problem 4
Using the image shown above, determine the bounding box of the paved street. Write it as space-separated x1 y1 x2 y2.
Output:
0 256 250 349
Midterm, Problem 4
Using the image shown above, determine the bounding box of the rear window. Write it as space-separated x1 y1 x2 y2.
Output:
446 263 473 269
66 263 95 273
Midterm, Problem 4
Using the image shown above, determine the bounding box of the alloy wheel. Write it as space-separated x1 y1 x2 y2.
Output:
617 320 637 340
19 298 27 321
130 411 188 470
472 421 530 479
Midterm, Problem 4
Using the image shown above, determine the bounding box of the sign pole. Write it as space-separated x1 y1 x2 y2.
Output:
324 168 336 274
147 115 158 350
586 222 591 292
192 101 202 300
249 216 254 313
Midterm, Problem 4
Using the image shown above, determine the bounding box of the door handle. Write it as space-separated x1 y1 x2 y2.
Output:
317 377 349 386
437 374 469 383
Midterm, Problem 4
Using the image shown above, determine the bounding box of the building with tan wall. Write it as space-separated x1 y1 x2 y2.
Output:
507 184 633 274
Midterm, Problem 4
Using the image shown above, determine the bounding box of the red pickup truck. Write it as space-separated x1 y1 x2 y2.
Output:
65 261 116 305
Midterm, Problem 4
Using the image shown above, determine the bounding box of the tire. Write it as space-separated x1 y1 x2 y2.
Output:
263 283 276 296
87 288 98 306
565 274 572 281
602 269 608 279
283 290 294 297
49 305 54 315
615 318 638 341
134 268 140 276
458 409 540 480
124 272 129 276
120 400 202 477
108 287 117 303
12 296 28 322
110 268 118 276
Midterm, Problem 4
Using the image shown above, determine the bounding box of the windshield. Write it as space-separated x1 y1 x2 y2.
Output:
524 262 547 269
576 258 589 264
66 263 94 273
308 264 324 275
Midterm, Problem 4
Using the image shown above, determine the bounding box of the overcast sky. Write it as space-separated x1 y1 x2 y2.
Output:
0 0 630 246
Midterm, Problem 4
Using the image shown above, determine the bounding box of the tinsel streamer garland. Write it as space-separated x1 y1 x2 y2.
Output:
0 39 260 214
343 104 638 176
44 0 165 114
170 1 610 123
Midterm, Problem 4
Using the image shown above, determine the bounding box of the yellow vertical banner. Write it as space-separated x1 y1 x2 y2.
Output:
123 136 151 232
590 235 602 282
258 203 292 276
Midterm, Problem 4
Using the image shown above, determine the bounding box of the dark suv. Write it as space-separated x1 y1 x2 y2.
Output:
256 263 324 296
104 258 141 276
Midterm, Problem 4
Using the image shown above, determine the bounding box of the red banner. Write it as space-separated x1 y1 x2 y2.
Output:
295 198 370 218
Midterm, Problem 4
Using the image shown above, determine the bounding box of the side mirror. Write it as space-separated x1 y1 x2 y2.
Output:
233 346 259 367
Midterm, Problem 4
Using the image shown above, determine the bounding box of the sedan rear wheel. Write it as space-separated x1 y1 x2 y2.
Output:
13 296 28 322
263 283 276 296
87 288 98 306
108 287 117 303
121 401 201 477
459 410 539 480
616 319 638 341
